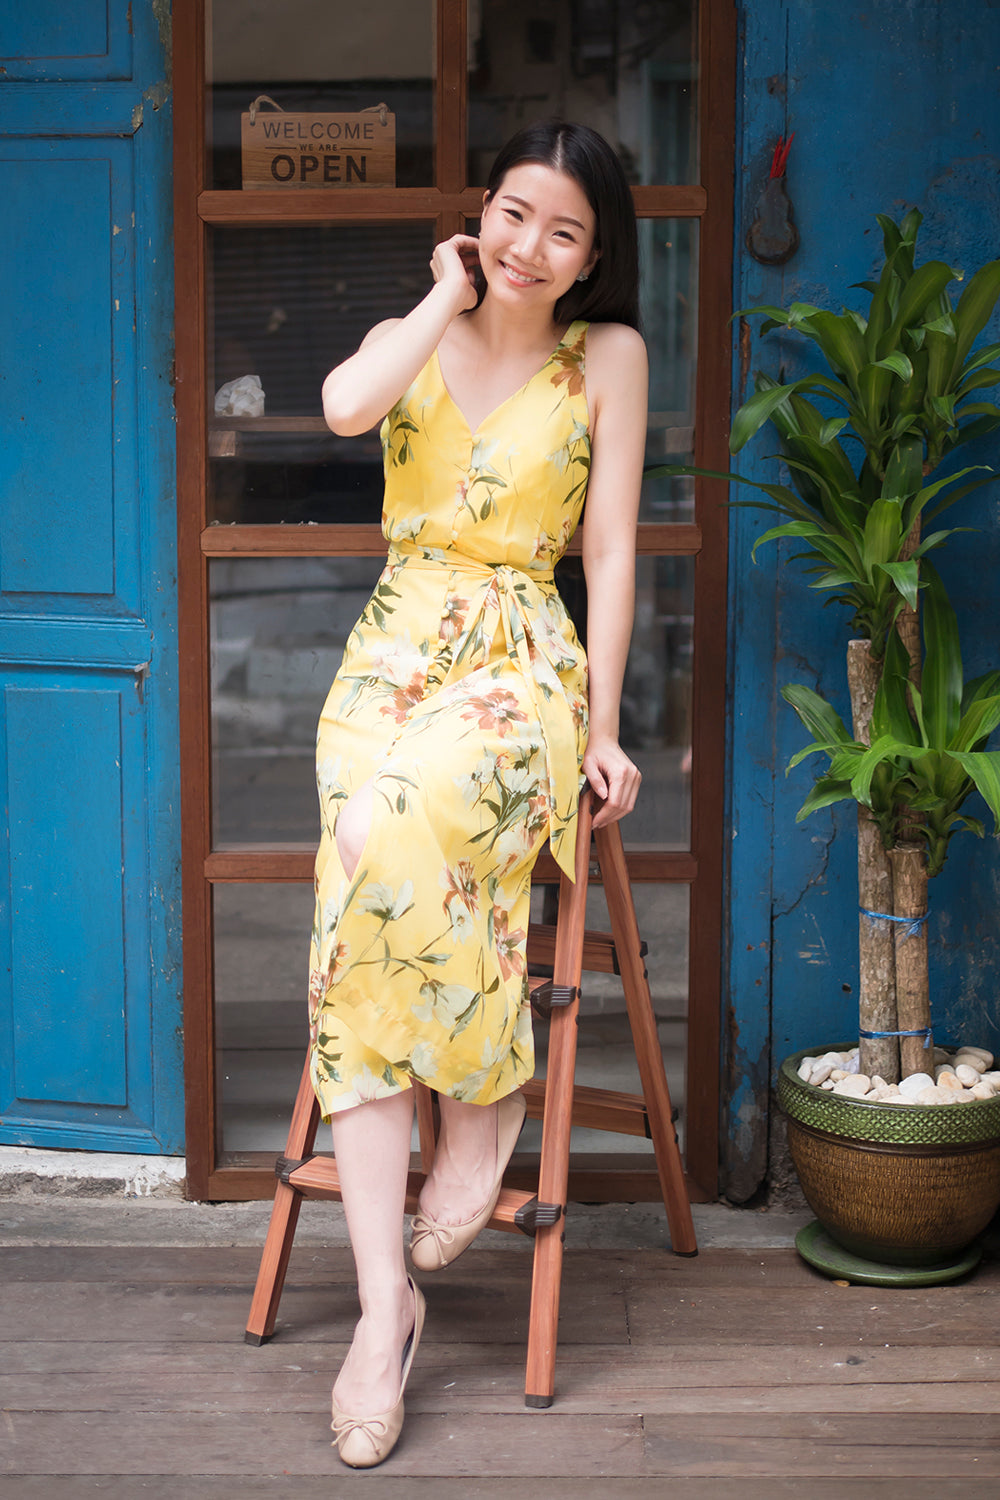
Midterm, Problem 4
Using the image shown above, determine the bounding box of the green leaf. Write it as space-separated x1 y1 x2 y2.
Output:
732 303 793 324
959 341 1000 376
956 367 1000 395
750 521 823 563
921 564 963 745
795 779 855 821
962 670 1000 714
882 434 923 503
875 213 903 257
876 559 920 609
862 497 903 574
729 383 797 452
817 418 849 446
872 633 917 743
948 751 1000 825
800 310 867 381
952 694 1000 753
781 683 853 746
951 260 1000 373
786 740 839 771
873 351 914 380
878 260 959 359
899 207 924 243
850 733 911 806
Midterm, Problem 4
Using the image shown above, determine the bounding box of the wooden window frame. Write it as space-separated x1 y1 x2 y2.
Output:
173 0 735 1200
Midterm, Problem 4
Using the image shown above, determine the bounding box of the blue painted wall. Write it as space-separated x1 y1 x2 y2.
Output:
725 0 1000 1197
0 1 182 1152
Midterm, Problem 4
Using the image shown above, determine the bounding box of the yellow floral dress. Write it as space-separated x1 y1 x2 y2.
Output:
308 319 591 1116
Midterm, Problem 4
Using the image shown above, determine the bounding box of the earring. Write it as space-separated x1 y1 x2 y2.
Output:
576 272 590 283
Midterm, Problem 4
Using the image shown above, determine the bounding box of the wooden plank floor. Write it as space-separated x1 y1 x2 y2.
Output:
1 1242 998 1496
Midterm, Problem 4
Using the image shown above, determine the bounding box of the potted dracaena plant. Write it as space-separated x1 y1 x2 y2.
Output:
652 209 1000 1281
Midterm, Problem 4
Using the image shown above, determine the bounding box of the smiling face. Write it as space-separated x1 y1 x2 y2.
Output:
479 162 599 313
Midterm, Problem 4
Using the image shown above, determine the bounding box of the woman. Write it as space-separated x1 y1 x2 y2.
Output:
313 119 647 1467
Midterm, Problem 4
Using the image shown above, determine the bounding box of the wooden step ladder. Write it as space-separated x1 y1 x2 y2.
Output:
245 787 697 1408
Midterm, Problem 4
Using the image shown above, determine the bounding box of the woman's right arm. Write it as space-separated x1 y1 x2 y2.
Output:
322 234 480 435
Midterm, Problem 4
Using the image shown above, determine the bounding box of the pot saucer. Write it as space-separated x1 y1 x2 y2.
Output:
795 1219 982 1287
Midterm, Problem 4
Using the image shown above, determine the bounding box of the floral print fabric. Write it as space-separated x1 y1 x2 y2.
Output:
309 321 591 1116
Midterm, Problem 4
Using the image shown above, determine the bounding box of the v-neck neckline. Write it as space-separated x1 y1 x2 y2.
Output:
433 321 579 437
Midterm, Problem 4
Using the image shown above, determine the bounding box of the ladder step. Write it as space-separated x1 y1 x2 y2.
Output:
520 1079 653 1138
280 1154 539 1239
526 923 647 975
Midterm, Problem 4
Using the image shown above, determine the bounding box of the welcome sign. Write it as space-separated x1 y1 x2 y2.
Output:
241 106 395 189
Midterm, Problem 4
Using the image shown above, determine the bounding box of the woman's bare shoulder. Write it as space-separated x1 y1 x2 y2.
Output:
584 321 647 367
584 323 648 420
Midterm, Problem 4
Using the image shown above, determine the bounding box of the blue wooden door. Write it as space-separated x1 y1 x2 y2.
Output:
0 1 182 1151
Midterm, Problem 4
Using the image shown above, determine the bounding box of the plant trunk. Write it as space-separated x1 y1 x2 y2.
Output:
888 843 931 1078
847 640 899 1083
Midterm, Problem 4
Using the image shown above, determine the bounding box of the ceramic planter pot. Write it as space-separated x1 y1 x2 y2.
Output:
778 1047 1000 1266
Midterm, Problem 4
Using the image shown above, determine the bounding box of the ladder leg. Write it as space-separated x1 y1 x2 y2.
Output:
413 1080 439 1174
596 821 698 1257
245 1053 323 1343
525 790 593 1407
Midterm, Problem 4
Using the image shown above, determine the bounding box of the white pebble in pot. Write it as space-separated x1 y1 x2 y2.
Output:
898 1072 935 1099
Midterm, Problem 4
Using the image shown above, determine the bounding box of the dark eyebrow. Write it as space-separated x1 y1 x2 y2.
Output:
500 194 587 233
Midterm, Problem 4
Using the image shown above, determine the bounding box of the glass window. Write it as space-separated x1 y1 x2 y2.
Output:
207 0 436 189
468 0 698 186
211 556 387 847
207 223 435 524
214 882 315 1152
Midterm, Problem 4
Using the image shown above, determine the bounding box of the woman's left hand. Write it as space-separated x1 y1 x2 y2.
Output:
582 736 642 829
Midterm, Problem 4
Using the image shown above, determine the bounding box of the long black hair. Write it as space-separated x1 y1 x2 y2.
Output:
484 120 640 332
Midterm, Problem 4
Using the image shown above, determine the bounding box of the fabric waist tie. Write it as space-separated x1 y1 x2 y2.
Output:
386 545 581 879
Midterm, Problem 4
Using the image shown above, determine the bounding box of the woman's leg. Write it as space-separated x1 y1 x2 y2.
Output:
331 1087 416 1415
335 776 374 880
418 1095 499 1223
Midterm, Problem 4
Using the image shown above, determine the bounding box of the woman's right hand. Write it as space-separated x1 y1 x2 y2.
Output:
430 234 481 314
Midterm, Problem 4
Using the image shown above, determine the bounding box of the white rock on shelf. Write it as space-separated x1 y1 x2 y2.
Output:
830 1069 848 1082
955 1063 981 1087
982 1072 1000 1088
972 1081 997 1100
957 1046 994 1067
798 1058 815 1082
916 1086 947 1105
809 1063 834 1086
820 1079 836 1090
833 1075 873 1098
954 1053 988 1075
938 1072 964 1092
898 1072 935 1099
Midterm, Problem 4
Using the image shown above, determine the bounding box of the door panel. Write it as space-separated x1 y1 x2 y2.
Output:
0 1 182 1151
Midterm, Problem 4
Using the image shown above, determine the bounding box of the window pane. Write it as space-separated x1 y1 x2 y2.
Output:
207 0 435 189
214 882 314 1152
468 0 698 186
641 216 698 522
211 556 386 847
207 223 434 525
553 551 692 851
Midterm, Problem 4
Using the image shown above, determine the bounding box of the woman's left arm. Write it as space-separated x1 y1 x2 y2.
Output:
580 322 649 828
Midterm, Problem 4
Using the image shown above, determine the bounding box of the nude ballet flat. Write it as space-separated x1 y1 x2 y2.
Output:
410 1090 527 1272
330 1276 426 1469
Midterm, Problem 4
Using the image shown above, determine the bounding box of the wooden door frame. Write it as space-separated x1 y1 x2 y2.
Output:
173 0 735 1200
